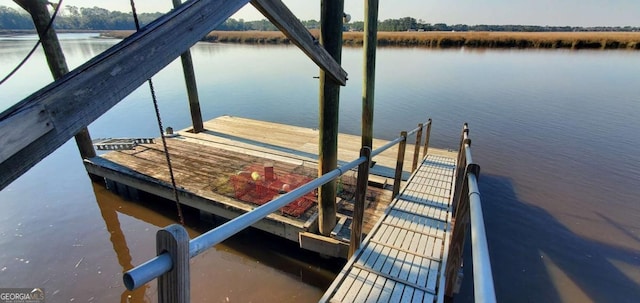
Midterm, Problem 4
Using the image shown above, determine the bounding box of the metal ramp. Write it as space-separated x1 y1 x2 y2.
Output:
320 154 456 303
92 138 154 151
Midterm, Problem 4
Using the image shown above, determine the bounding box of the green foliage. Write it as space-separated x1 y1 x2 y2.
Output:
344 16 639 32
1 6 639 32
0 5 163 30
0 6 33 29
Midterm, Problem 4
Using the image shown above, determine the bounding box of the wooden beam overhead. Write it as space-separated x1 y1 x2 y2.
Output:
0 0 250 190
0 0 350 191
251 0 348 85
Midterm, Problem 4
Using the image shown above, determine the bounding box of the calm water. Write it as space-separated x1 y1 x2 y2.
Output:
1 33 639 302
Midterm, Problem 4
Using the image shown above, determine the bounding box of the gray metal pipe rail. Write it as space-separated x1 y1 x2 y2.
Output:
122 117 434 301
464 143 496 303
369 120 429 158
444 123 496 303
124 155 366 290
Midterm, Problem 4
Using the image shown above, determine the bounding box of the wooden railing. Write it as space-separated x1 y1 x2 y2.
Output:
122 118 433 302
444 124 496 302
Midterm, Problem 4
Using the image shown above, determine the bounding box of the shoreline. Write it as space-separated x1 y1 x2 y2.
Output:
3 29 638 50
102 30 640 50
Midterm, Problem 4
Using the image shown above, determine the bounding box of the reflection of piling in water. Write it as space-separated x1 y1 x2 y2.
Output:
93 184 149 302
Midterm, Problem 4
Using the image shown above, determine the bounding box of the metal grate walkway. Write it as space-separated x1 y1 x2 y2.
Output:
320 154 456 303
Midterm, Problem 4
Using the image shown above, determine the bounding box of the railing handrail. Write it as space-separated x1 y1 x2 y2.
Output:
123 118 433 292
370 119 430 158
467 169 496 303
446 123 496 303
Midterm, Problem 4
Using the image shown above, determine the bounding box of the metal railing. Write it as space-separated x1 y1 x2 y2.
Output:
122 119 432 302
444 123 496 303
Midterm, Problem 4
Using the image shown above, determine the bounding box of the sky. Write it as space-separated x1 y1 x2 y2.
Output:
2 0 639 27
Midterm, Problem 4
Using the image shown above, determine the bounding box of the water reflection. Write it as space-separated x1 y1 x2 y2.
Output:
94 184 151 302
91 181 340 302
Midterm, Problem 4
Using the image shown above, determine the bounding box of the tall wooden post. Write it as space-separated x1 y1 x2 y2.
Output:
392 131 407 199
361 0 379 149
423 118 432 158
318 0 345 236
172 0 204 133
411 123 423 172
349 147 371 258
95 192 147 302
16 0 96 159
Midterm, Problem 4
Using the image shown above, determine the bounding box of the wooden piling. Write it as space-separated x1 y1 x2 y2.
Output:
411 123 423 172
157 224 190 303
348 147 371 258
361 0 379 149
15 0 96 159
392 131 407 199
423 118 432 158
173 0 204 133
317 0 345 236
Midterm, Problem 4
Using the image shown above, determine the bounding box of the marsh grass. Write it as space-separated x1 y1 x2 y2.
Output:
102 30 640 50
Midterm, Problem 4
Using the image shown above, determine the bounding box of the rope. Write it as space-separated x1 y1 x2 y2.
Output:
0 0 63 86
129 0 185 225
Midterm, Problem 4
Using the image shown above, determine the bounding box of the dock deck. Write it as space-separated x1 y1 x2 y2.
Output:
85 116 454 257
320 154 456 302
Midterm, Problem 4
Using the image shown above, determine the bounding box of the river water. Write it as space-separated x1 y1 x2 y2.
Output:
1 33 639 302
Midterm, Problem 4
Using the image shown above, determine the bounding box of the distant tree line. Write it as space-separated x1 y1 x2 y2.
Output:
0 6 161 30
1 6 638 32
349 17 639 32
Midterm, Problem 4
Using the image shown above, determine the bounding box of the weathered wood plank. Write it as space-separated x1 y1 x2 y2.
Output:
250 0 347 85
0 0 250 190
16 0 96 160
0 105 53 163
156 224 190 302
299 232 348 258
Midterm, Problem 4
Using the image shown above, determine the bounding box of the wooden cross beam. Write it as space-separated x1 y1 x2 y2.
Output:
0 0 347 190
251 0 348 85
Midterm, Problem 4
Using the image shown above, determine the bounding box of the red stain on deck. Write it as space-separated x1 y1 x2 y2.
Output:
230 164 316 217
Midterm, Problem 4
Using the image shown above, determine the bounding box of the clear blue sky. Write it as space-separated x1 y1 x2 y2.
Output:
3 0 639 26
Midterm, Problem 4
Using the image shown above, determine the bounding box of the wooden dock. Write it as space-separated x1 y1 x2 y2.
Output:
320 154 456 302
84 116 454 257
